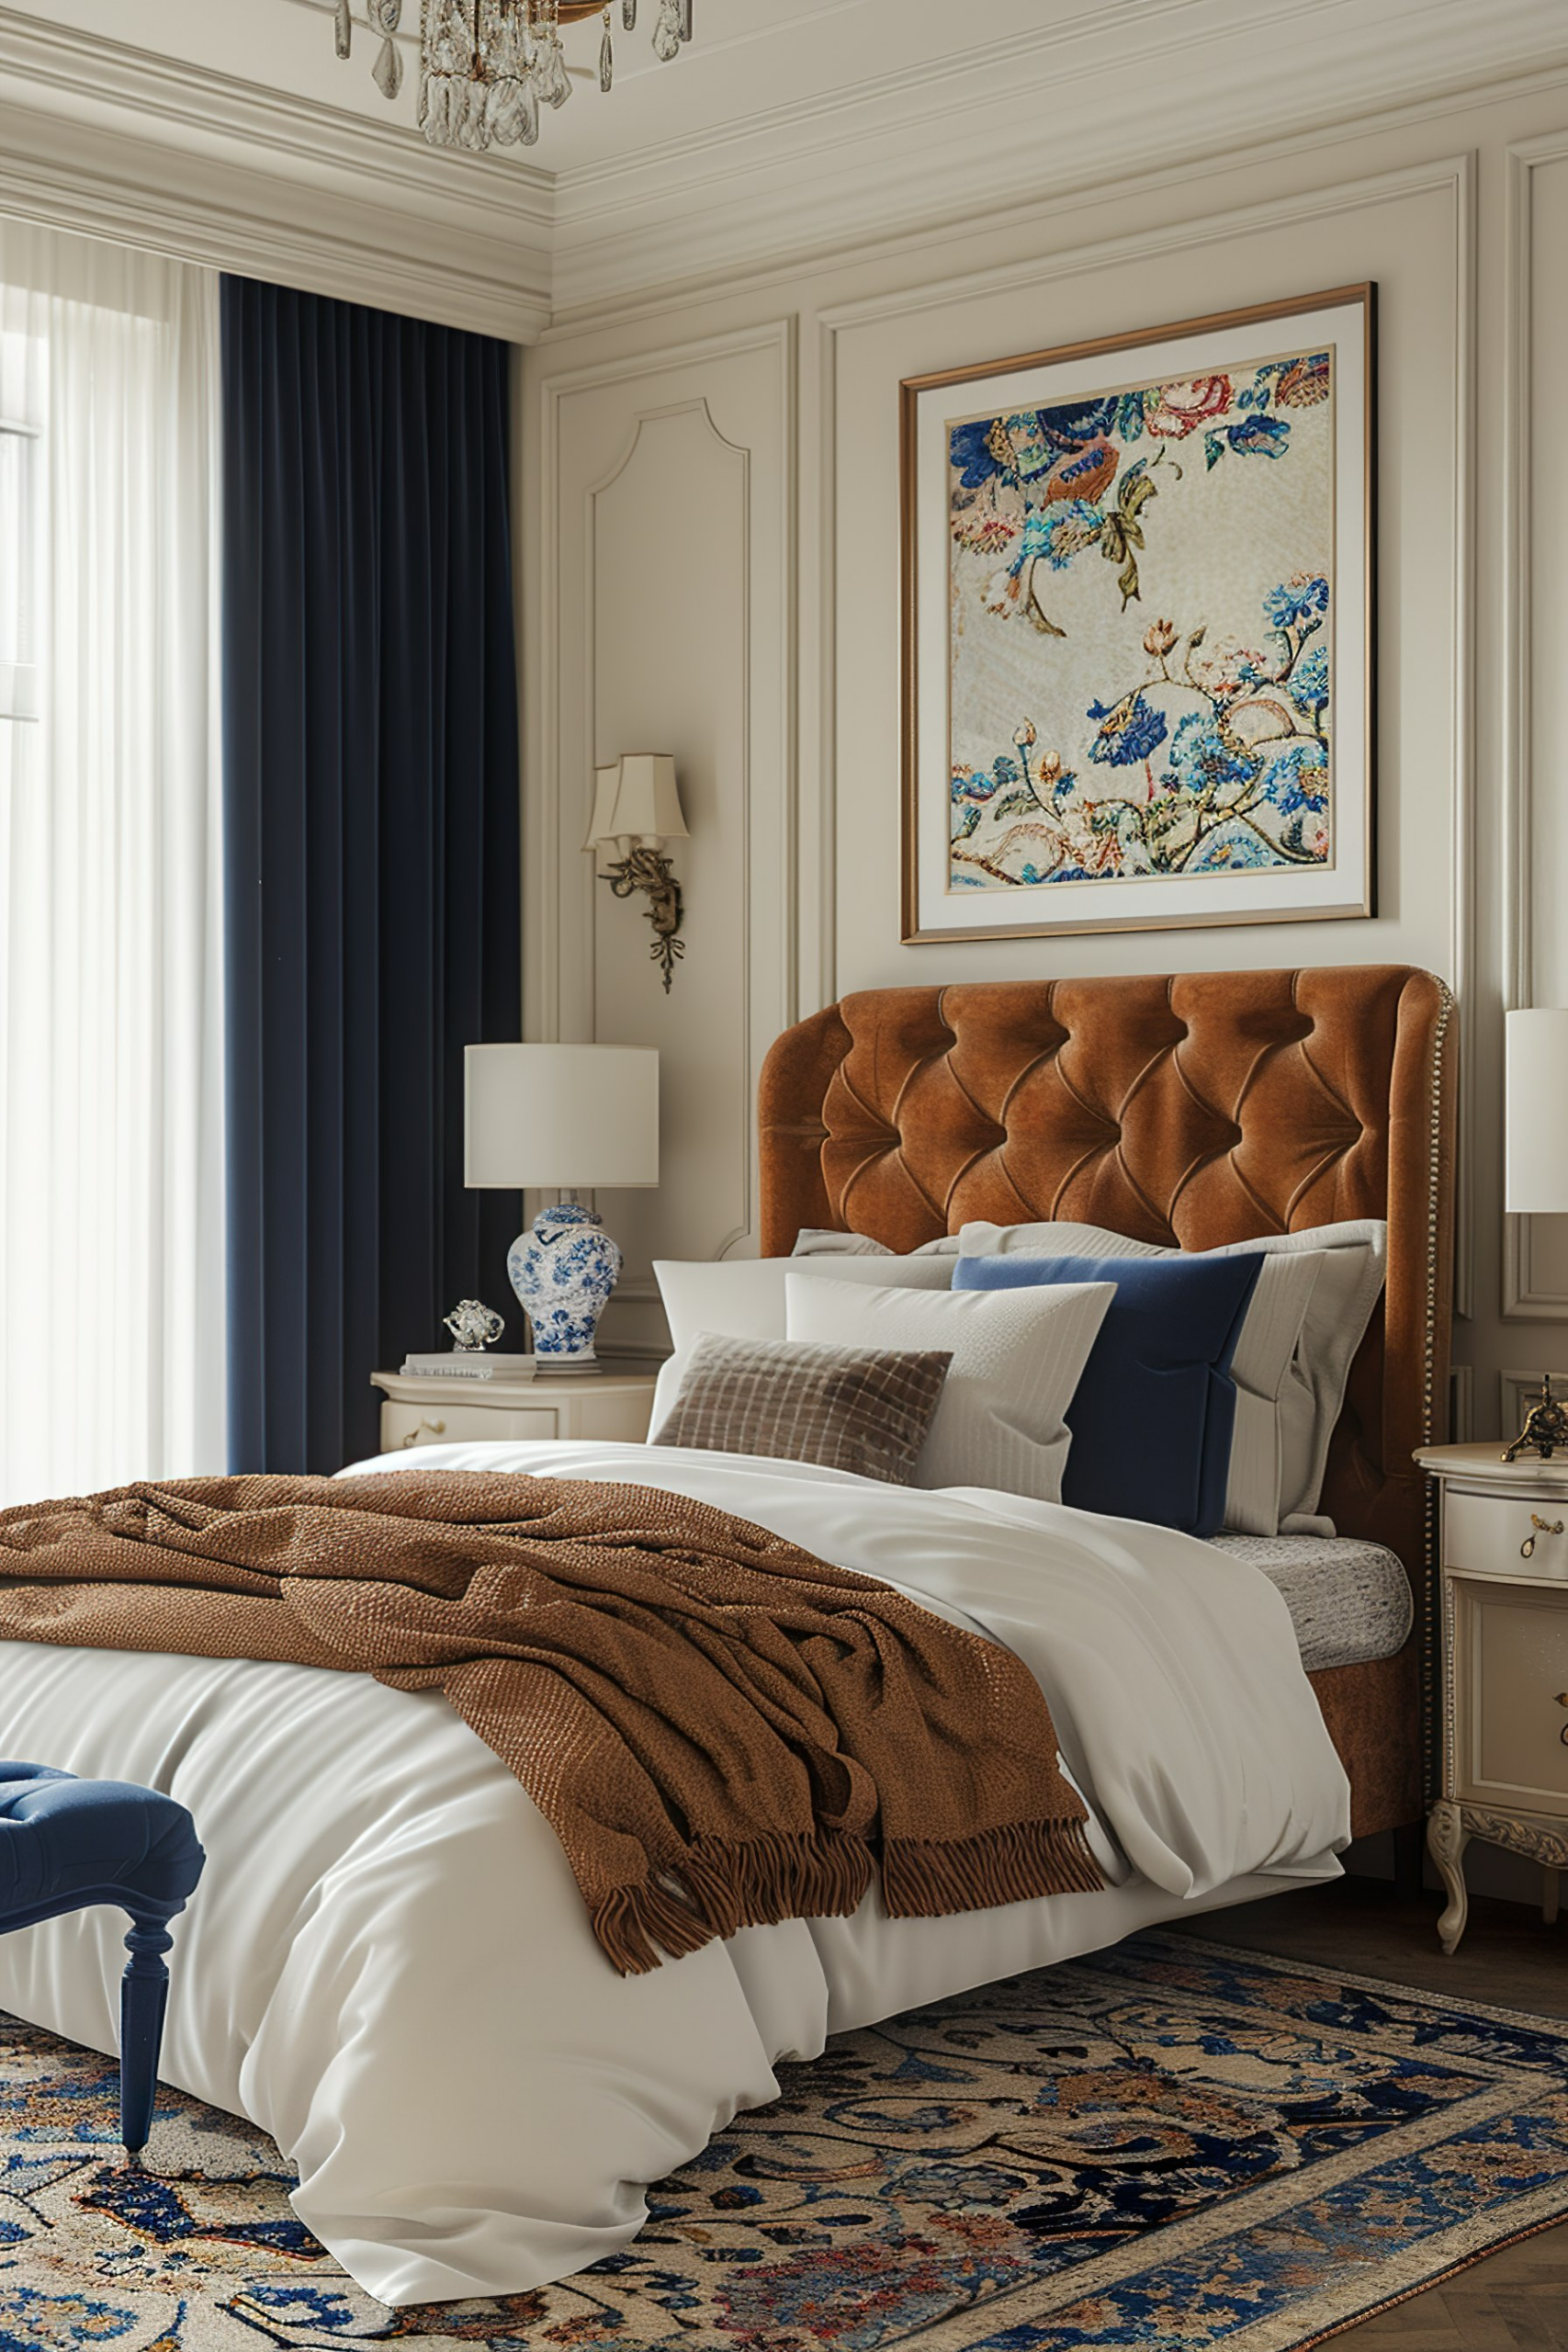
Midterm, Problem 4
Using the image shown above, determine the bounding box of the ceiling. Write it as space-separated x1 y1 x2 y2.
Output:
6 0 1160 177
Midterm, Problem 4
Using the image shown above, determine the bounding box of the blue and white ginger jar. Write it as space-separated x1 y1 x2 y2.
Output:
509 1202 622 1364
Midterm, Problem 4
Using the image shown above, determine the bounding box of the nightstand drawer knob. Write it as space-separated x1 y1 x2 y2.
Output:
1522 1515 1566 1558
400 1418 447 1448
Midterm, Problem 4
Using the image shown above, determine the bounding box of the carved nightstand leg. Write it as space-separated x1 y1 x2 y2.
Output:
1427 1801 1470 1954
1546 1870 1562 1928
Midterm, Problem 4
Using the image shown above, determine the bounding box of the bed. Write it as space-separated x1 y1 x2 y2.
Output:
0 960 1453 2307
759 962 1456 1844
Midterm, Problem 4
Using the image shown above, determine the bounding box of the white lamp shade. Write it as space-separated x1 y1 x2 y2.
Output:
583 753 687 848
583 765 621 854
465 1045 660 1190
1506 1009 1568 1213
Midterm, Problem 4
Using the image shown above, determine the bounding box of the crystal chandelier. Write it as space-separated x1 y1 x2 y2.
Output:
333 0 695 153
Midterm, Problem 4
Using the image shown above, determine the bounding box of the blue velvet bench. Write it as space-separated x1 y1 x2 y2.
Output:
0 1763 205 2159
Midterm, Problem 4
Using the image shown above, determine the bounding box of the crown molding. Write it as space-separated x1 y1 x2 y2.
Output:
556 0 1251 219
546 0 1568 322
0 8 554 338
0 0 1563 341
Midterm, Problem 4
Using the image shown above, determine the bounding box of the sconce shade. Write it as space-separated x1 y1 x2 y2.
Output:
1506 1010 1568 1214
465 1045 660 1190
583 753 687 848
584 766 622 853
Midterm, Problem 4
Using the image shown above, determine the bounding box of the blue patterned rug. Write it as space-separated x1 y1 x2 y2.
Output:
2 1929 1566 2350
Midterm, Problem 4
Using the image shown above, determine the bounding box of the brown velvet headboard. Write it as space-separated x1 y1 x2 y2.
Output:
759 965 1455 1591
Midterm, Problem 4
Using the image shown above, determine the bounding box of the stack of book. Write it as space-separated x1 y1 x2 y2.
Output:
399 1352 536 1382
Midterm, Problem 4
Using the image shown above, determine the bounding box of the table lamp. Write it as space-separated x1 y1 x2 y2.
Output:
465 1044 660 1368
1504 1009 1568 1460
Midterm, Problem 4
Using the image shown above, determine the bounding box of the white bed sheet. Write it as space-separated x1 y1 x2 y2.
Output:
0 1441 1350 2305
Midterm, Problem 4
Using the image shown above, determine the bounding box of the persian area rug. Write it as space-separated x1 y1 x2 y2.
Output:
3 1931 1567 2352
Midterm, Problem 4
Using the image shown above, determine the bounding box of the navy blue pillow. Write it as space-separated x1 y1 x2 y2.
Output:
953 1252 1263 1537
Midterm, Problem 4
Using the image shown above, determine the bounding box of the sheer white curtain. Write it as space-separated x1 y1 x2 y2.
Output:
0 223 225 1500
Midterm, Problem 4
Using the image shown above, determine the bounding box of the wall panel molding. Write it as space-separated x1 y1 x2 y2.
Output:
816 153 1474 338
531 320 795 1332
1502 130 1568 1317
533 319 796 1040
1501 1365 1568 1438
587 396 756 1266
548 19 1566 325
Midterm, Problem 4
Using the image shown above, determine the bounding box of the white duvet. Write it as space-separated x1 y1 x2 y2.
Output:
0 1442 1349 2305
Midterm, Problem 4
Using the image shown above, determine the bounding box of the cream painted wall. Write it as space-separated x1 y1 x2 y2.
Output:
522 72 1568 1428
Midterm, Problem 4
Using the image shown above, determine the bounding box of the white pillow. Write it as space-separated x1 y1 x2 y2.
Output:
650 1254 954 1435
1221 1254 1325 1534
785 1271 1114 1503
792 1229 961 1258
959 1217 1386 1532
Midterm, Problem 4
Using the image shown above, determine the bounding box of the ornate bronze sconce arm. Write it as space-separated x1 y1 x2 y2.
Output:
601 843 685 991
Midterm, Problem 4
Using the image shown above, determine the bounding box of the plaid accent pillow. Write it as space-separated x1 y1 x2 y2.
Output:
652 1334 953 1486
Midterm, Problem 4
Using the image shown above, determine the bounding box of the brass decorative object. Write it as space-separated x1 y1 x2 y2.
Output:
602 842 684 990
1503 1374 1568 1464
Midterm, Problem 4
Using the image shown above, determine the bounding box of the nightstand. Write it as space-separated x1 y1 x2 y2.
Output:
371 1369 659 1456
1416 1441 1568 1953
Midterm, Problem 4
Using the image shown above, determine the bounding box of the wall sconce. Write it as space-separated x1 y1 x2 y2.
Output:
584 753 690 991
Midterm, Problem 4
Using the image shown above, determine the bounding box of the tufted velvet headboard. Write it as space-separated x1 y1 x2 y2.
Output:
759 966 1455 1596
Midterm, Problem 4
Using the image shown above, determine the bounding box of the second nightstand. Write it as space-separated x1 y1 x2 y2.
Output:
1416 1441 1568 1953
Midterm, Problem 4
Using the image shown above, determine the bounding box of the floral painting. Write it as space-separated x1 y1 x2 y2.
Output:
901 289 1372 942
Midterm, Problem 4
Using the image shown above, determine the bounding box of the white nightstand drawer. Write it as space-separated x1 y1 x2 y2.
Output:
372 1369 659 1457
1444 1487 1568 1580
381 1402 560 1451
1451 1574 1568 1814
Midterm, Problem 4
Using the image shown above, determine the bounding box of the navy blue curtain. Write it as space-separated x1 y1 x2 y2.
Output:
221 277 522 1475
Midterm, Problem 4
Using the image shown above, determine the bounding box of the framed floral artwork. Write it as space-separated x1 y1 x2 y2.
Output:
900 286 1374 942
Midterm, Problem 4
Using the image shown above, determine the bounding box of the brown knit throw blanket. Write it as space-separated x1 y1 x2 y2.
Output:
0 1470 1100 1973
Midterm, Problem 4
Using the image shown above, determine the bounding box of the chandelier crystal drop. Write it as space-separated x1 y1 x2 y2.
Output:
334 0 694 153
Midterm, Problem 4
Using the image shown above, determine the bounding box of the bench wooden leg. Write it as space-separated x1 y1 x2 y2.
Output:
118 1915 175 2162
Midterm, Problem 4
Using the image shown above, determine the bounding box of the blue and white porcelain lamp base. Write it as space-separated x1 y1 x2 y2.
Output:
508 1198 625 1368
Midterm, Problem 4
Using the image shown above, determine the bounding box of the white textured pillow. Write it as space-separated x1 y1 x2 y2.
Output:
959 1217 1386 1532
785 1272 1114 1502
651 1254 954 1435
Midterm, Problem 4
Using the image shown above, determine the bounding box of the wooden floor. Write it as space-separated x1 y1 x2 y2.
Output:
1168 1879 1568 2347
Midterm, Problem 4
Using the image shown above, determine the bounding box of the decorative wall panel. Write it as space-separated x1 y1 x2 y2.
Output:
533 324 794 1351
1506 136 1568 1318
